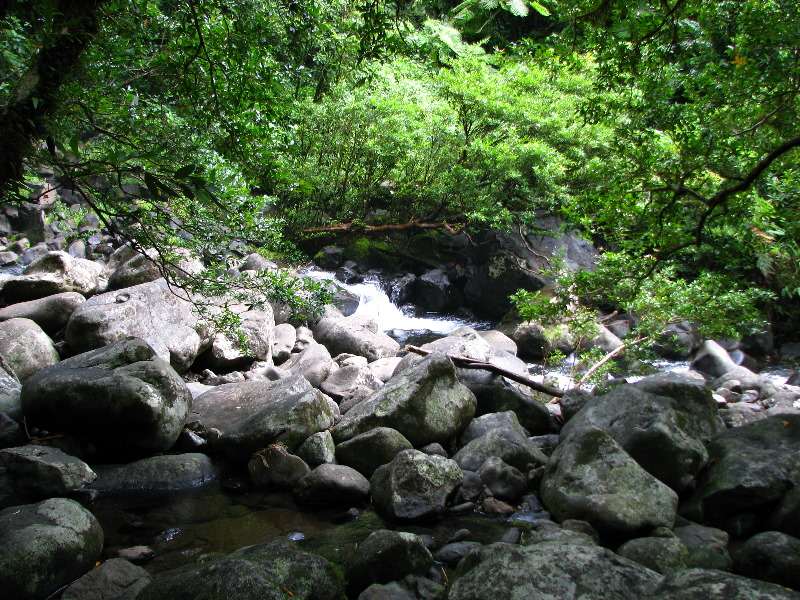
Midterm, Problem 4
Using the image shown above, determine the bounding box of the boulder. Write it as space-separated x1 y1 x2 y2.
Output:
682 415 800 530
495 319 577 361
652 321 701 359
673 523 733 571
248 445 310 489
733 531 800 590
272 323 296 365
280 340 336 388
468 376 556 434
560 379 719 491
650 568 800 600
61 558 152 600
0 317 59 382
0 365 21 422
107 250 161 290
335 427 413 477
540 428 678 538
296 430 337 466
321 362 383 402
199 305 275 372
21 337 192 461
333 353 476 448
616 535 692 575
459 411 528 446
137 538 345 600
412 268 464 312
448 542 662 600
0 291 84 334
477 456 527 502
294 463 370 505
1 251 103 302
0 445 95 507
314 314 400 362
691 339 738 378
89 453 219 493
452 426 548 473
370 449 463 520
0 498 104 600
65 278 206 373
188 375 339 461
344 530 434 596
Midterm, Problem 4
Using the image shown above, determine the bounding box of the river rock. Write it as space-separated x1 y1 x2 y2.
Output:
616 535 691 575
0 445 95 507
296 430 336 466
89 453 218 493
413 267 464 312
652 321 701 359
495 319 577 361
691 339 738 378
280 339 335 388
682 415 800 531
188 375 339 461
1 251 103 302
0 317 60 382
107 250 161 290
137 538 345 600
0 365 21 422
344 530 434 596
452 425 548 473
733 531 800 589
333 353 476 448
673 523 733 571
477 456 527 502
65 278 206 373
460 411 528 446
21 337 191 460
0 291 84 334
272 323 296 364
370 449 463 520
314 314 400 362
0 498 104 600
335 427 413 477
448 542 662 600
650 568 800 600
560 378 719 491
199 305 275 371
248 445 310 489
61 557 152 600
540 427 678 538
294 463 370 505
321 362 383 402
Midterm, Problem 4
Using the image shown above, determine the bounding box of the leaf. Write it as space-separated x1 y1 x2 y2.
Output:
530 1 551 16
144 172 163 196
31 97 39 110
69 134 80 158
505 0 529 17
174 164 197 178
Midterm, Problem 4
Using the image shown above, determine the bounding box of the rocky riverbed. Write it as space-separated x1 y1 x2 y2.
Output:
1 206 800 599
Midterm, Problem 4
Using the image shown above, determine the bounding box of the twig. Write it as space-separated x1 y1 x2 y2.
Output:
572 336 651 388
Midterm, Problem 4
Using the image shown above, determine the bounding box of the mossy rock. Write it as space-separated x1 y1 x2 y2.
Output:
298 510 387 566
342 238 395 270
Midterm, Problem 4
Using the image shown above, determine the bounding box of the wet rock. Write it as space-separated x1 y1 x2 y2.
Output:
189 375 339 461
335 427 413 477
540 428 678 539
478 456 527 502
413 268 464 312
21 337 192 461
0 498 104 600
296 430 336 466
448 542 661 600
333 353 476 448
345 530 434 596
0 291 84 334
65 279 205 373
137 538 345 600
673 523 733 571
0 317 59 382
313 247 344 271
650 568 800 600
294 463 370 505
61 558 152 600
0 445 95 507
733 531 800 590
691 339 739 378
452 426 548 473
89 453 218 493
370 449 463 520
248 445 310 489
434 541 482 566
1 251 103 302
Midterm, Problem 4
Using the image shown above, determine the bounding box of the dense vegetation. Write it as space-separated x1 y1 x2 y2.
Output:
2 0 799 335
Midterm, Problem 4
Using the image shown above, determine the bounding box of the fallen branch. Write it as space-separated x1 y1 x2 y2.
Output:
302 217 466 235
405 345 564 398
572 336 651 388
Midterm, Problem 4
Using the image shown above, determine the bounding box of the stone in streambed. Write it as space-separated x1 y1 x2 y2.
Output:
0 291 84 335
248 444 310 489
89 453 219 493
61 558 151 600
0 317 59 382
294 464 370 505
344 530 433 596
335 427 413 477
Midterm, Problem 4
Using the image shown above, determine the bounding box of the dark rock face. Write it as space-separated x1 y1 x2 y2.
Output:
448 542 662 600
188 375 339 461
137 538 345 600
0 498 104 600
89 453 219 493
21 337 192 461
61 558 151 600
733 531 800 590
650 568 800 600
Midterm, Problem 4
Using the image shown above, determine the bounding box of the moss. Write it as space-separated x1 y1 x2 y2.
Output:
342 238 395 269
298 510 387 566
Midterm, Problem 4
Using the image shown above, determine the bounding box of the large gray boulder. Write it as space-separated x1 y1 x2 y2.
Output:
733 531 800 590
280 340 336 388
370 449 463 520
313 314 400 362
0 317 60 382
452 425 548 473
495 319 577 361
65 278 206 373
682 415 800 530
188 375 339 461
691 339 739 378
1 251 103 302
0 445 96 507
673 523 733 571
0 291 85 334
560 378 719 491
294 463 370 505
335 427 413 477
21 337 192 460
89 453 218 493
61 558 152 600
332 353 476 448
540 427 679 538
200 305 275 372
650 568 800 600
137 538 345 600
448 542 662 600
344 530 433 596
0 498 104 600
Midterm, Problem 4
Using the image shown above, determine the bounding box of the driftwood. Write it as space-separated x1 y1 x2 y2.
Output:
405 345 564 398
